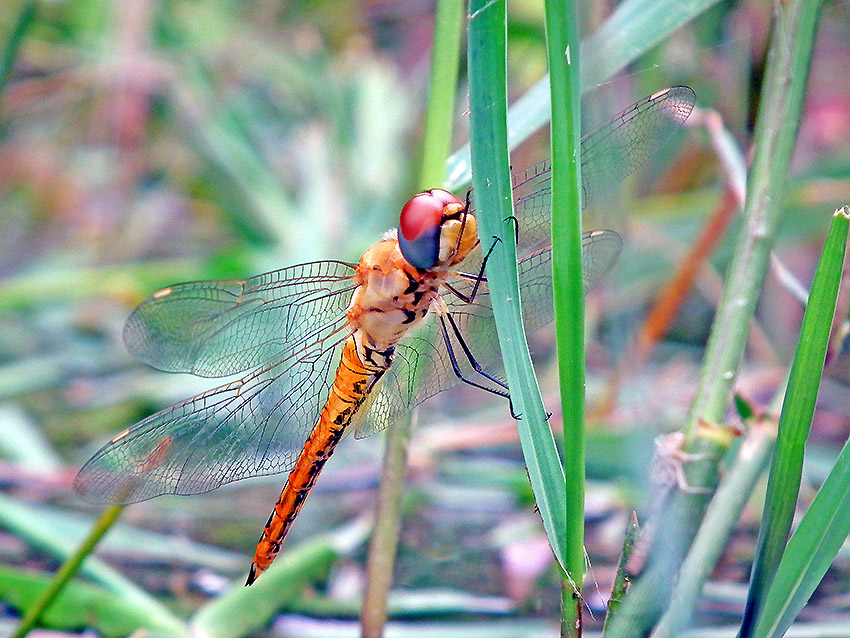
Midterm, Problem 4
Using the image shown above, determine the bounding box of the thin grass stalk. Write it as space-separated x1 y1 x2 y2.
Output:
360 415 411 638
11 506 184 638
467 0 568 572
604 0 822 634
12 428 182 635
0 1 35 102
683 2 822 445
418 0 466 191
651 421 776 637
543 0 584 633
11 428 187 636
360 1 464 635
602 513 640 634
0 493 175 602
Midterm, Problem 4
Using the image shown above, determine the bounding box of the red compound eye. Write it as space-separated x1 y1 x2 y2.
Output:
399 189 462 241
398 189 462 269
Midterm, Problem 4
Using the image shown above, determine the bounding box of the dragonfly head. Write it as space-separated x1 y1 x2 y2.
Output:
398 188 478 269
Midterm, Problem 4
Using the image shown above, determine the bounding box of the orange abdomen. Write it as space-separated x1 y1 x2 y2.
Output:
246 337 375 585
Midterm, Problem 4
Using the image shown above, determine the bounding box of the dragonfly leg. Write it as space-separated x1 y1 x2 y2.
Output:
446 236 500 304
438 312 521 419
449 216 517 305
504 214 520 244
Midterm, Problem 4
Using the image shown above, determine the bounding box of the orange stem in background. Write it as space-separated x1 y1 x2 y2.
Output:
595 184 740 417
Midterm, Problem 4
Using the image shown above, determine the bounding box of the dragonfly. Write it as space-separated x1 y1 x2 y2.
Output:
74 86 696 585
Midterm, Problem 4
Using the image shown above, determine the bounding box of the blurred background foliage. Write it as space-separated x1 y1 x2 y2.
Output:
1 0 850 635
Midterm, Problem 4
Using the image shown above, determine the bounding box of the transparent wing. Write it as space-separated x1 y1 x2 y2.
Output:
581 86 696 210
355 230 622 438
123 260 357 378
85 87 692 498
355 88 696 436
74 329 349 504
460 86 696 274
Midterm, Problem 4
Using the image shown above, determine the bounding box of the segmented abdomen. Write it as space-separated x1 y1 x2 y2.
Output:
246 336 378 584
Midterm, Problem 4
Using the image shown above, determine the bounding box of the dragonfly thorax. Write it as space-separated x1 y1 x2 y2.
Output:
348 238 446 353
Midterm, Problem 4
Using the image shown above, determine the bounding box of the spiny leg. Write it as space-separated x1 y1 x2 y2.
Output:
449 212 519 304
438 312 520 419
445 236 500 304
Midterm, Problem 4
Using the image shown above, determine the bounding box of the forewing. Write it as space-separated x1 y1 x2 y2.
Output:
355 231 621 437
74 330 348 505
461 86 695 273
581 86 695 210
124 260 357 377
580 230 623 296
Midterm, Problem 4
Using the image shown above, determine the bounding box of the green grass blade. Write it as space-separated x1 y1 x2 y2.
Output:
190 532 352 638
0 405 63 471
446 0 723 190
543 0 584 629
578 0 720 91
754 359 850 636
467 0 567 571
745 208 848 636
0 567 184 638
602 512 641 634
0 1 36 102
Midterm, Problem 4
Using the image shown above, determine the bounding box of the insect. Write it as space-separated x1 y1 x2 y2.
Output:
74 87 696 584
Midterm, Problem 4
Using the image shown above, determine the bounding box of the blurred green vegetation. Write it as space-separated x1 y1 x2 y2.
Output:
1 0 850 636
